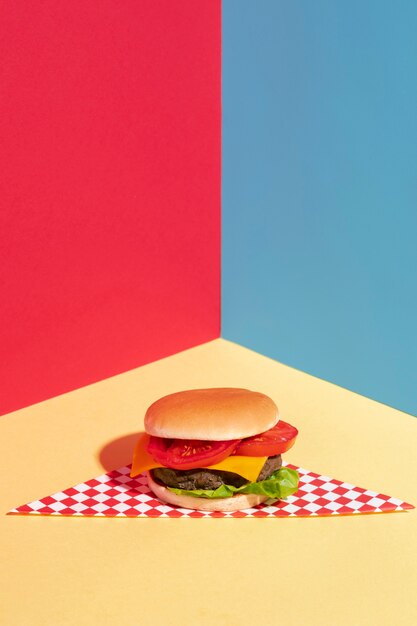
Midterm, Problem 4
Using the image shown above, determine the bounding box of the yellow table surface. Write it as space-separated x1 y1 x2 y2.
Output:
1 338 416 626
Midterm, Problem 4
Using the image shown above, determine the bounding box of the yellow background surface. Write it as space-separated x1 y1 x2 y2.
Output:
1 338 416 625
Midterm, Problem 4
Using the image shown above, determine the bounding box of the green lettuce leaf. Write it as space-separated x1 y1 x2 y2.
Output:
168 467 299 500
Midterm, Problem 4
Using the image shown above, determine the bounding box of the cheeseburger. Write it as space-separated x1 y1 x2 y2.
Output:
131 388 299 512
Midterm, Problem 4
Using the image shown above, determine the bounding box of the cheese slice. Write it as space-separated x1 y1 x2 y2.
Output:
130 433 267 483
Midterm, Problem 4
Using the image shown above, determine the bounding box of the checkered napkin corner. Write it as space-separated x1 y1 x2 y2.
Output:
9 463 414 518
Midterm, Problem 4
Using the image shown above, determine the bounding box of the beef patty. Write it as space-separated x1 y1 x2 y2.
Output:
151 454 282 490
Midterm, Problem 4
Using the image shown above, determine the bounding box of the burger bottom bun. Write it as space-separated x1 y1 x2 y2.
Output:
146 471 269 513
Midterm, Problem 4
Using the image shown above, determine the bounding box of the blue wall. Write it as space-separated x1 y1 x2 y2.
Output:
222 1 417 416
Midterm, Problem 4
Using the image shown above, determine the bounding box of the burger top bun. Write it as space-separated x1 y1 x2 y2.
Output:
144 387 279 440
146 471 269 512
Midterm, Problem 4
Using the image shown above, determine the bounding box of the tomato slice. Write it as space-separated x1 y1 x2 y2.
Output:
233 420 298 457
147 436 241 470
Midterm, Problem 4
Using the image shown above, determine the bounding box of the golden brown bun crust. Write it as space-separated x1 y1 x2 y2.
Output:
146 471 269 512
144 388 279 440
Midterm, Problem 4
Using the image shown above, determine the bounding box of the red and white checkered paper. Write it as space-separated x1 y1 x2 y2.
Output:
9 463 414 518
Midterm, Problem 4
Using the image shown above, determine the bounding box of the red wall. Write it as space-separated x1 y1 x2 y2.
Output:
0 1 220 415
